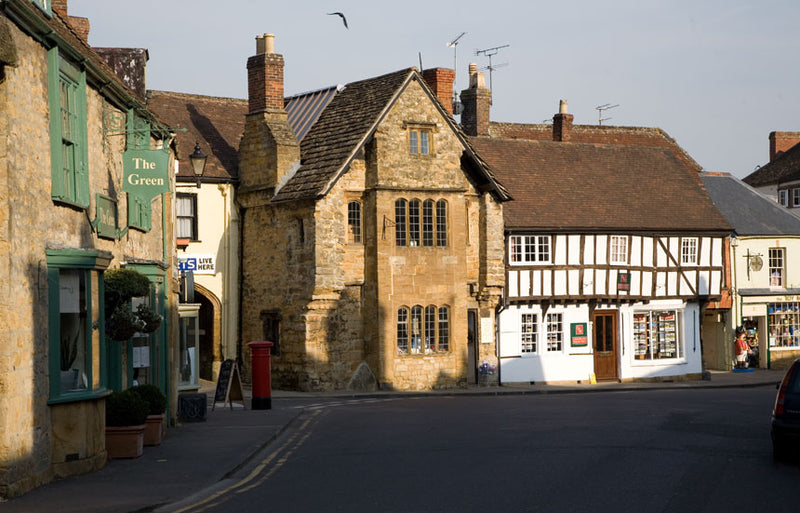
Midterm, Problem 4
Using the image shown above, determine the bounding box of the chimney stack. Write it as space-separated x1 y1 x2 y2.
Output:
769 131 800 161
553 100 573 142
460 63 491 136
238 32 300 201
247 34 284 113
422 68 457 116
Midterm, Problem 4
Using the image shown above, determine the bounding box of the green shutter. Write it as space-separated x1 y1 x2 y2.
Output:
128 193 152 232
74 69 90 207
47 47 65 201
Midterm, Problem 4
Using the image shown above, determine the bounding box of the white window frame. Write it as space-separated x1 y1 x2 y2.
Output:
769 248 785 288
793 189 800 208
779 189 788 207
681 237 698 265
609 235 628 265
520 313 538 354
632 309 683 361
546 313 563 352
509 235 552 265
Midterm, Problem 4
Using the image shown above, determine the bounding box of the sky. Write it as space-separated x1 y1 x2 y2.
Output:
69 0 799 179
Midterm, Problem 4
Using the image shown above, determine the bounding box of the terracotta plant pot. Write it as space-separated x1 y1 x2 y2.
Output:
105 425 145 459
143 413 165 446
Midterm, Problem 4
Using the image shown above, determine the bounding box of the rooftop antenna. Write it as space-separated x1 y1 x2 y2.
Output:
595 103 619 125
446 32 466 115
476 44 510 102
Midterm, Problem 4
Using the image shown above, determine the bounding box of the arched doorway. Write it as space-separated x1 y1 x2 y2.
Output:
193 284 221 382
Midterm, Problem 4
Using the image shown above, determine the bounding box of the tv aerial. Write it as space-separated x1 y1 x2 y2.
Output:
476 44 510 98
446 32 467 114
595 103 619 125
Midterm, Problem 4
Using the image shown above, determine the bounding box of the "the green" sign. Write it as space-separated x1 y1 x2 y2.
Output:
123 149 170 199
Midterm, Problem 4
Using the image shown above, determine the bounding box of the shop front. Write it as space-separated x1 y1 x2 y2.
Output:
738 291 800 369
499 300 704 384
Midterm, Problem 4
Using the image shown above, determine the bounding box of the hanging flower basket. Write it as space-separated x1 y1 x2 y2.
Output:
104 268 160 341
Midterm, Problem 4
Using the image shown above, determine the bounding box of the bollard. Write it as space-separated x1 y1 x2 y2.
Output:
248 341 274 410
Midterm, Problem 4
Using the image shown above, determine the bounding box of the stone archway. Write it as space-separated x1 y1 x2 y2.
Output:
192 284 222 381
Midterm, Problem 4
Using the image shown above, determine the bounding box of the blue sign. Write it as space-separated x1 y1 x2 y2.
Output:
178 258 197 271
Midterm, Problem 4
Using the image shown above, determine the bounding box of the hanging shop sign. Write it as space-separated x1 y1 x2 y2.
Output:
95 194 117 240
178 254 216 275
123 149 170 199
617 271 631 292
571 323 588 347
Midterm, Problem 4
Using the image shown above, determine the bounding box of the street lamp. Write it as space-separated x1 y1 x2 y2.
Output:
189 141 207 188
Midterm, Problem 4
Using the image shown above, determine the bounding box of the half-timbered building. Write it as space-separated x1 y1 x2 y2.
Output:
465 88 731 383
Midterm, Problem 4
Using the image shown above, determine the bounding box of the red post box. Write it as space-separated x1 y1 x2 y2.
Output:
248 341 273 410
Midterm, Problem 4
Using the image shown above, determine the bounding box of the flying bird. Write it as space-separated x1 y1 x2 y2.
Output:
327 12 348 29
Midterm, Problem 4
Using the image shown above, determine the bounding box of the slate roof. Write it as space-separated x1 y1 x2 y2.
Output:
147 91 248 181
743 142 800 187
469 137 730 233
272 68 508 203
700 172 800 236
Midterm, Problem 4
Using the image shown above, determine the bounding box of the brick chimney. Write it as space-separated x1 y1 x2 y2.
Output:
238 33 300 204
460 63 491 136
769 131 800 161
52 0 67 17
247 34 284 113
421 68 456 116
552 100 573 142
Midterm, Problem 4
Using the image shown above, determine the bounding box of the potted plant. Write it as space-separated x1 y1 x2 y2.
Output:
130 384 168 446
105 388 149 459
104 268 162 341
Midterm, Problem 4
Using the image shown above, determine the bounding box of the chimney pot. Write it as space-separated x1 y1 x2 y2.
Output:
256 33 275 55
559 99 568 114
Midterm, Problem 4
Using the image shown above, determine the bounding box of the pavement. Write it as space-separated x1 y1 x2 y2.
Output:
1 368 784 513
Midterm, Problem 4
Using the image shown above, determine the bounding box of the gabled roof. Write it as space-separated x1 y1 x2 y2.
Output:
272 68 509 203
147 91 247 181
470 137 730 233
700 172 800 236
743 142 800 187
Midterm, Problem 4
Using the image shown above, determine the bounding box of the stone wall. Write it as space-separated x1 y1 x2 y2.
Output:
0 16 173 498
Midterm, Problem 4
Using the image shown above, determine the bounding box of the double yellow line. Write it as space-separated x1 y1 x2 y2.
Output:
170 409 322 513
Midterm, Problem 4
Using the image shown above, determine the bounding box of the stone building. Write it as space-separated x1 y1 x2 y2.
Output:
0 1 176 497
460 66 731 384
238 34 509 391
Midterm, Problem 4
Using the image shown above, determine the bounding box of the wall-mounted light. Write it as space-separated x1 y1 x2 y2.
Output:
189 141 207 188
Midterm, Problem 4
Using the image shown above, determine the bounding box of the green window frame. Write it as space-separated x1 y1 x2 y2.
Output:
47 249 111 404
48 48 89 209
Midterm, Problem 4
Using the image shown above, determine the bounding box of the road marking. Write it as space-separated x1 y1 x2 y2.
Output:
290 398 396 410
170 409 322 513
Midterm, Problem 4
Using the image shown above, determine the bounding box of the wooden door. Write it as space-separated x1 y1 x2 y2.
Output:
593 311 618 380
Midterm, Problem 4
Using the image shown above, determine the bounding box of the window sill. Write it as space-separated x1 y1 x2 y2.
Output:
48 387 112 405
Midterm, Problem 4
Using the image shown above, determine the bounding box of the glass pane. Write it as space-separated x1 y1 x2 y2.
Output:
420 131 429 154
410 305 423 353
438 306 449 352
409 131 418 154
409 200 420 247
395 200 406 246
436 201 447 247
59 269 88 392
422 200 433 246
397 308 408 354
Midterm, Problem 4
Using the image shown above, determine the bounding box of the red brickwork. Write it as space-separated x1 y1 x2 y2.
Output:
247 53 284 113
769 131 800 161
421 68 456 116
552 113 573 142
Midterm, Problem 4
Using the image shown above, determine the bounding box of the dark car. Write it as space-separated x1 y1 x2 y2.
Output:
771 358 800 460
